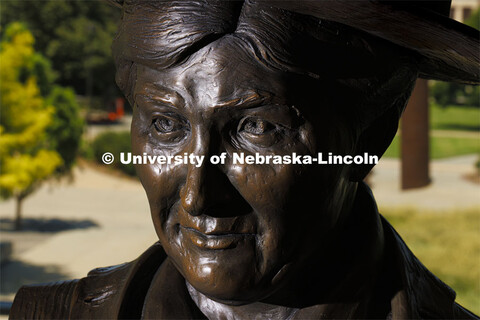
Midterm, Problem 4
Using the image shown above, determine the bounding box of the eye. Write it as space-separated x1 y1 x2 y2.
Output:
151 114 189 143
239 118 276 135
236 117 280 148
154 117 177 133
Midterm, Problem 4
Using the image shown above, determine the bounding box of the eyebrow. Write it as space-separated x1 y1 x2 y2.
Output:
134 84 185 109
213 90 273 110
136 94 179 109
136 85 274 112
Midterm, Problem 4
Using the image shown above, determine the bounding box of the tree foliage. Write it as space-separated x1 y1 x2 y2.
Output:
0 23 63 228
431 9 480 108
0 23 84 229
0 0 121 99
46 86 84 173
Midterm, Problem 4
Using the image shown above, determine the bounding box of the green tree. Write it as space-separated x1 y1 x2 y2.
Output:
46 86 84 174
0 0 121 100
431 9 480 108
0 23 63 230
2 19 84 175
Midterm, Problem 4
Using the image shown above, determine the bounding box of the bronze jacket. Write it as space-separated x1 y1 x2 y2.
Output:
10 187 479 319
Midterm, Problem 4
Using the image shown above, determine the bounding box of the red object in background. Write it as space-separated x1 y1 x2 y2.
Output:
86 97 126 124
107 99 125 121
108 112 117 121
116 98 125 117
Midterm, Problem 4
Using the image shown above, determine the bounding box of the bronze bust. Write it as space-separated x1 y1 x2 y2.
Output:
10 1 479 319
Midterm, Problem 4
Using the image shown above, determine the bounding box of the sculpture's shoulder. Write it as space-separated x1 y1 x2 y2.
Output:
10 242 166 319
10 279 80 320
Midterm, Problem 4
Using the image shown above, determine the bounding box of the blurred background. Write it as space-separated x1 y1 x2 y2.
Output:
0 0 479 316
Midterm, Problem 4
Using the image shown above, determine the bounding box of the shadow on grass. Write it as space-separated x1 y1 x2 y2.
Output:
0 260 71 295
0 218 98 233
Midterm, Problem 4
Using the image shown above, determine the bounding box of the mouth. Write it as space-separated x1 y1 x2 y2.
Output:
180 225 255 250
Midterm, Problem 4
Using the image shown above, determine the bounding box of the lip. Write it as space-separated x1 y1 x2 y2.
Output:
180 225 255 250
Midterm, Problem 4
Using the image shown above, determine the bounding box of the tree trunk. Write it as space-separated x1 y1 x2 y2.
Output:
401 79 430 189
15 195 23 231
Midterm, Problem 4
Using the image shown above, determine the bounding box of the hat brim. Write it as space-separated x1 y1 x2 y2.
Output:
263 1 480 84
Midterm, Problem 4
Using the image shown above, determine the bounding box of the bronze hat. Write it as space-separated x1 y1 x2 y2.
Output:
109 0 479 84
263 0 479 84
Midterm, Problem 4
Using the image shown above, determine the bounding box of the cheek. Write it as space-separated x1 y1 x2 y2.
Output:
227 159 351 244
228 163 294 212
226 163 302 256
131 121 186 238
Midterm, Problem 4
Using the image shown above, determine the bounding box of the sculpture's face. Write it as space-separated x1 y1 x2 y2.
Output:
131 37 357 303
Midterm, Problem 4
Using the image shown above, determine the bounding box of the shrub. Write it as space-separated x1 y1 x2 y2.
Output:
79 138 94 160
91 131 136 176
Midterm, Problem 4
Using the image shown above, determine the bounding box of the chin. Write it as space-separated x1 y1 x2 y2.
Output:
167 245 284 304
188 277 279 306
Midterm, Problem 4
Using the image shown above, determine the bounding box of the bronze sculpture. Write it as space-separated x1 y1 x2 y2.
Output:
10 1 480 319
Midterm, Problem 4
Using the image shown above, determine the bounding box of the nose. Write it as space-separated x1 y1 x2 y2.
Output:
180 162 208 216
180 128 218 216
179 128 251 217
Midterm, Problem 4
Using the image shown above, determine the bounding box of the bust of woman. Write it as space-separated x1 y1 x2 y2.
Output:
10 1 479 319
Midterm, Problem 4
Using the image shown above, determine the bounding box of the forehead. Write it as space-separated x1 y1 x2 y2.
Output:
134 36 289 109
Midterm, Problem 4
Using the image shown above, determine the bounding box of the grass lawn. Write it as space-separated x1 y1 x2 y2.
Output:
383 104 479 159
382 207 480 315
383 135 479 159
431 104 480 131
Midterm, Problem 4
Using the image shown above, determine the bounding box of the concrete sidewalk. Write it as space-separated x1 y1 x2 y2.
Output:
0 164 157 303
371 154 480 211
0 155 479 311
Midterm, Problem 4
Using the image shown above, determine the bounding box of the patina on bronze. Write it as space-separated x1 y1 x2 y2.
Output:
10 1 480 319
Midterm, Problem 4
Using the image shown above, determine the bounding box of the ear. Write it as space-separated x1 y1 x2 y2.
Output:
349 107 401 182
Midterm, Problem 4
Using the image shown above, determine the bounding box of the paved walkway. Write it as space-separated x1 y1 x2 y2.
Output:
0 163 157 303
430 130 479 139
0 155 478 314
372 154 480 211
